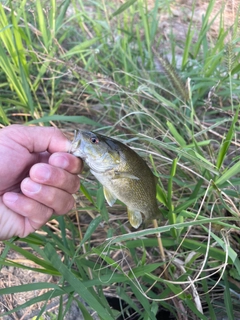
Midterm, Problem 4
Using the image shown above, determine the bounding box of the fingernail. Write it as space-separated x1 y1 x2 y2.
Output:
22 179 41 194
33 164 51 182
51 154 69 169
4 193 19 203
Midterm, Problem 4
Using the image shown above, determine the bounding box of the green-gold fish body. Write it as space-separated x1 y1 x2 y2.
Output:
70 130 158 228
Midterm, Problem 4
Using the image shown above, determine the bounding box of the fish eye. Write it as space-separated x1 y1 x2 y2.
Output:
90 136 99 144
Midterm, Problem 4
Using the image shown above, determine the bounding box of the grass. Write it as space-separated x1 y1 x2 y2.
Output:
0 0 240 319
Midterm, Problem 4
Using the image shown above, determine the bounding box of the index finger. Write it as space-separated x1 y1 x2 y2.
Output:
48 152 83 174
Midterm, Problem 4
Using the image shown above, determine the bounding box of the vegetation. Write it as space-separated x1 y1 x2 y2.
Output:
0 0 240 319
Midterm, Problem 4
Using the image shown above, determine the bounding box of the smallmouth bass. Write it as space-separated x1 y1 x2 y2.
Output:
70 130 158 228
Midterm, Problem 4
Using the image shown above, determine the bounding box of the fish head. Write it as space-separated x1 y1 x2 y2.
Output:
70 130 122 173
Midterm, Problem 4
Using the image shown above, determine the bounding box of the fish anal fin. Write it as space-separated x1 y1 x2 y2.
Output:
128 209 142 229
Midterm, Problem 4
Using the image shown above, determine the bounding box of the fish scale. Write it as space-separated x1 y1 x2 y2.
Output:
70 130 158 228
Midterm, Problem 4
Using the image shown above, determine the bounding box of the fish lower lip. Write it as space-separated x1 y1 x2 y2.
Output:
69 130 83 155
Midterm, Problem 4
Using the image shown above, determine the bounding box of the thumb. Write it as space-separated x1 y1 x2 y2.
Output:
1 125 71 154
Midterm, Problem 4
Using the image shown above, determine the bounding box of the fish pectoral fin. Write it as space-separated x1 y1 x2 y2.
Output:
128 209 142 229
103 186 117 206
113 171 140 180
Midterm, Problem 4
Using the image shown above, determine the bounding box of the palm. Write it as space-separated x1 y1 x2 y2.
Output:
0 142 48 195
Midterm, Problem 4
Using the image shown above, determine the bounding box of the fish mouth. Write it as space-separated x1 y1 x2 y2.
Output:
69 130 86 159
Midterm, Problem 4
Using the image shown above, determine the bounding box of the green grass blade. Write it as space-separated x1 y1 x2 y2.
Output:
223 272 234 320
110 0 137 18
0 282 63 295
167 121 187 147
80 183 95 205
44 243 114 319
26 115 102 127
75 300 94 320
216 105 239 170
79 215 103 247
36 0 49 49
215 161 240 186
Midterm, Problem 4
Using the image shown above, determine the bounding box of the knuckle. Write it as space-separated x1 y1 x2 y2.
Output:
22 198 53 223
70 156 83 174
22 199 35 213
56 195 75 215
45 190 56 207
72 177 80 193
66 196 75 211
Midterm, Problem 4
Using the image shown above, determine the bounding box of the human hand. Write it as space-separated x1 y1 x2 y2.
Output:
0 125 82 240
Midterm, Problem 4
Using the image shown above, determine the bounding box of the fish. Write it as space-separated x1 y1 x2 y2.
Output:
69 130 158 228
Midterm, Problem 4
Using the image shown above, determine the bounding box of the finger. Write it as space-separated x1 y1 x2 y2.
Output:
21 178 75 214
29 163 80 193
2 125 72 154
38 151 51 164
48 152 83 174
2 192 53 235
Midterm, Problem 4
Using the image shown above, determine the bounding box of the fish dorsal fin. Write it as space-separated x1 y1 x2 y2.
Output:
128 209 142 229
103 186 117 206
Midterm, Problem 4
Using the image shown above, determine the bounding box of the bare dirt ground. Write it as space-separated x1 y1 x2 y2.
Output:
0 1 239 319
